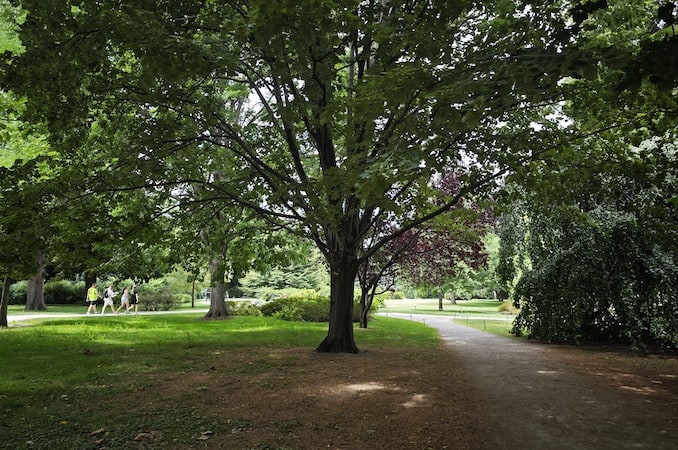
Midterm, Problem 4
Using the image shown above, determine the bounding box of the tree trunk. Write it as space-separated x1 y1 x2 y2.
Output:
450 292 457 305
204 258 229 319
359 288 369 329
438 289 444 311
191 279 195 308
25 250 47 311
0 274 9 328
316 254 359 353
359 283 378 329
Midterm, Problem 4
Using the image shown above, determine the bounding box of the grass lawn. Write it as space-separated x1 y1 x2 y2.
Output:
1 313 444 449
380 298 519 337
380 297 511 316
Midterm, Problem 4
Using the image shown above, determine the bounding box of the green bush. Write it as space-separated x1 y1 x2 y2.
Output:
138 287 178 311
260 290 367 322
226 301 263 317
274 298 329 322
497 301 518 314
8 281 27 305
174 293 192 305
45 280 86 305
7 280 85 305
259 296 296 316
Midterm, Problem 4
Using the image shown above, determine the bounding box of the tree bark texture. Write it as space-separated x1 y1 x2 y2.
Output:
359 289 369 329
25 250 47 311
204 258 229 319
0 274 9 328
359 284 376 329
316 253 360 353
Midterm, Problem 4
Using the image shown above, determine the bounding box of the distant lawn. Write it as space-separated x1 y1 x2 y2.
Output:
381 298 515 317
7 304 87 314
380 298 519 338
453 317 516 337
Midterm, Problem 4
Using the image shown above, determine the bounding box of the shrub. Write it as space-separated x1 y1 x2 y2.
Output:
226 301 263 317
497 301 518 314
45 280 85 305
8 281 27 305
174 293 192 305
138 287 178 311
259 291 329 321
275 298 329 322
260 290 368 322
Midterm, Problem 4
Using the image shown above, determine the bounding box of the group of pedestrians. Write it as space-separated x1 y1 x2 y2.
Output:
86 282 140 315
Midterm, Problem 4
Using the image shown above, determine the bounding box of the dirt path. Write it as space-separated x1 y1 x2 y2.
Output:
387 313 678 450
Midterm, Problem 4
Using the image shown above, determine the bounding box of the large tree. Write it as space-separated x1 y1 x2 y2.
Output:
5 0 630 351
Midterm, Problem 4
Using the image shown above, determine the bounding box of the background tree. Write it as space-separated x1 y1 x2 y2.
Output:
498 2 678 349
356 220 411 328
399 173 494 310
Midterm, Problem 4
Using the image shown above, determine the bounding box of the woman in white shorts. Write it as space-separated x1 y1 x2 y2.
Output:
116 287 130 314
101 285 116 314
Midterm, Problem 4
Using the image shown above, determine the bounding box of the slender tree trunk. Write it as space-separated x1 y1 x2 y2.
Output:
316 253 359 353
25 250 47 311
0 274 10 328
191 279 195 308
438 289 444 311
359 283 378 329
204 258 229 319
359 288 369 329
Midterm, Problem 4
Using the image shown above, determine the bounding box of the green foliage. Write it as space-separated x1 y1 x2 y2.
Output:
0 0 25 56
495 0 678 351
226 300 263 317
138 285 178 311
504 202 678 350
497 301 519 315
240 251 329 299
7 280 26 305
259 290 368 322
44 279 85 305
5 0 674 352
259 291 329 322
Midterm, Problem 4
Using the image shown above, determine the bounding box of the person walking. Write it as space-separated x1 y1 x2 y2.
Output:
100 285 117 315
86 282 99 315
116 286 130 315
127 284 139 314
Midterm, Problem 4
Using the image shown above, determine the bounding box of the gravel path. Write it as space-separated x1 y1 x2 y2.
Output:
385 313 678 450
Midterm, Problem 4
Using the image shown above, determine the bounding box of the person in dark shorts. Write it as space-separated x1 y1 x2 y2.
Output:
86 282 99 315
128 284 139 314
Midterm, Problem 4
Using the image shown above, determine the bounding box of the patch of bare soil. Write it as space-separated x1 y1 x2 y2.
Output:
98 338 677 450
107 345 486 449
